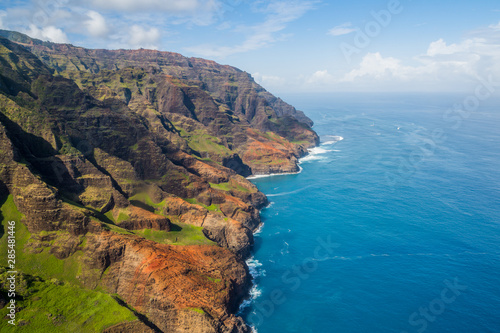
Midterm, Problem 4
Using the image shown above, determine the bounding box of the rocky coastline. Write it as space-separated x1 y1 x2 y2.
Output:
0 29 318 332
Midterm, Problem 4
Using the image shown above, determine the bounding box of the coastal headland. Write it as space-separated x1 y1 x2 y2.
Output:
0 29 318 332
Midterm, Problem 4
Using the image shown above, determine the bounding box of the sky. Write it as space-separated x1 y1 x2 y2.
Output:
1 0 500 95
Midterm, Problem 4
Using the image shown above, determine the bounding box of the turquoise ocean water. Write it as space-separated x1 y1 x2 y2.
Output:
242 93 500 333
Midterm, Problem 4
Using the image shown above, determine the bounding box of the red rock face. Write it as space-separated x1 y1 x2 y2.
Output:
0 31 319 332
87 232 251 332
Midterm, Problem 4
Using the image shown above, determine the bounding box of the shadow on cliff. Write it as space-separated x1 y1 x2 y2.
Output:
111 295 163 332
0 111 98 200
129 200 155 213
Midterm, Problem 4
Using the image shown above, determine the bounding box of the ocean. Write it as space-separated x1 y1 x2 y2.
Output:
242 93 500 333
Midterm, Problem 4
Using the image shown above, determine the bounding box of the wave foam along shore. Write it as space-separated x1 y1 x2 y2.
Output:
247 135 344 179
299 134 344 163
242 134 344 329
322 135 344 145
237 257 265 315
300 147 332 162
246 166 303 179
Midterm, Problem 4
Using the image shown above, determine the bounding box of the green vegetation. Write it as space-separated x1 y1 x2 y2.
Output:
103 210 115 222
206 204 221 212
0 95 48 139
209 182 232 192
183 198 222 213
171 126 233 158
98 219 135 236
183 198 198 205
0 193 22 224
196 157 214 163
129 192 168 216
0 195 96 286
206 276 221 283
0 196 141 331
251 157 289 165
209 180 253 193
135 222 216 246
187 134 231 156
262 131 283 142
0 269 138 332
166 76 197 88
291 140 310 145
57 135 82 156
128 193 217 246
187 307 206 315
117 211 130 223
162 168 190 183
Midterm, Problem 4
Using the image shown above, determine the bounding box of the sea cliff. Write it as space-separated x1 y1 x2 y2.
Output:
0 29 318 332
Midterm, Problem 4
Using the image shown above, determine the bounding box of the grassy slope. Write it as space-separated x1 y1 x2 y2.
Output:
128 193 217 246
135 223 216 246
0 195 140 331
209 180 255 194
0 270 139 332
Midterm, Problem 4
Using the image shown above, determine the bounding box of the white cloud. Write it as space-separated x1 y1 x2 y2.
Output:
307 70 334 84
425 38 482 57
84 11 109 37
253 72 286 87
340 50 481 86
328 22 356 36
329 20 500 91
0 11 6 29
69 0 219 28
489 21 500 30
89 0 200 12
339 37 500 91
341 53 403 82
186 1 315 57
128 25 161 49
26 24 69 43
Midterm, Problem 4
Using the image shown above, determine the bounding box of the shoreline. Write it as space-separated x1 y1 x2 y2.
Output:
238 145 315 330
246 166 304 180
239 136 344 331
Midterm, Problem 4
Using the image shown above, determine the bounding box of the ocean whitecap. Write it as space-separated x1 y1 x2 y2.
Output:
246 167 303 180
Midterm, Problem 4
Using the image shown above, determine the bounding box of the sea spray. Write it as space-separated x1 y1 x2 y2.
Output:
246 136 343 179
238 257 265 315
246 167 303 180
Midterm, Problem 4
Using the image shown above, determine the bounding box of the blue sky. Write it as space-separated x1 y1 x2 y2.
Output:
1 0 500 94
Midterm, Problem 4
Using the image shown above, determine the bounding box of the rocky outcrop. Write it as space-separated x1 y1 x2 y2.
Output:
116 206 171 231
86 232 251 333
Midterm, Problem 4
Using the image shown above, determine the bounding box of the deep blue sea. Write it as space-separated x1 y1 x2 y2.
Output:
243 93 500 333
